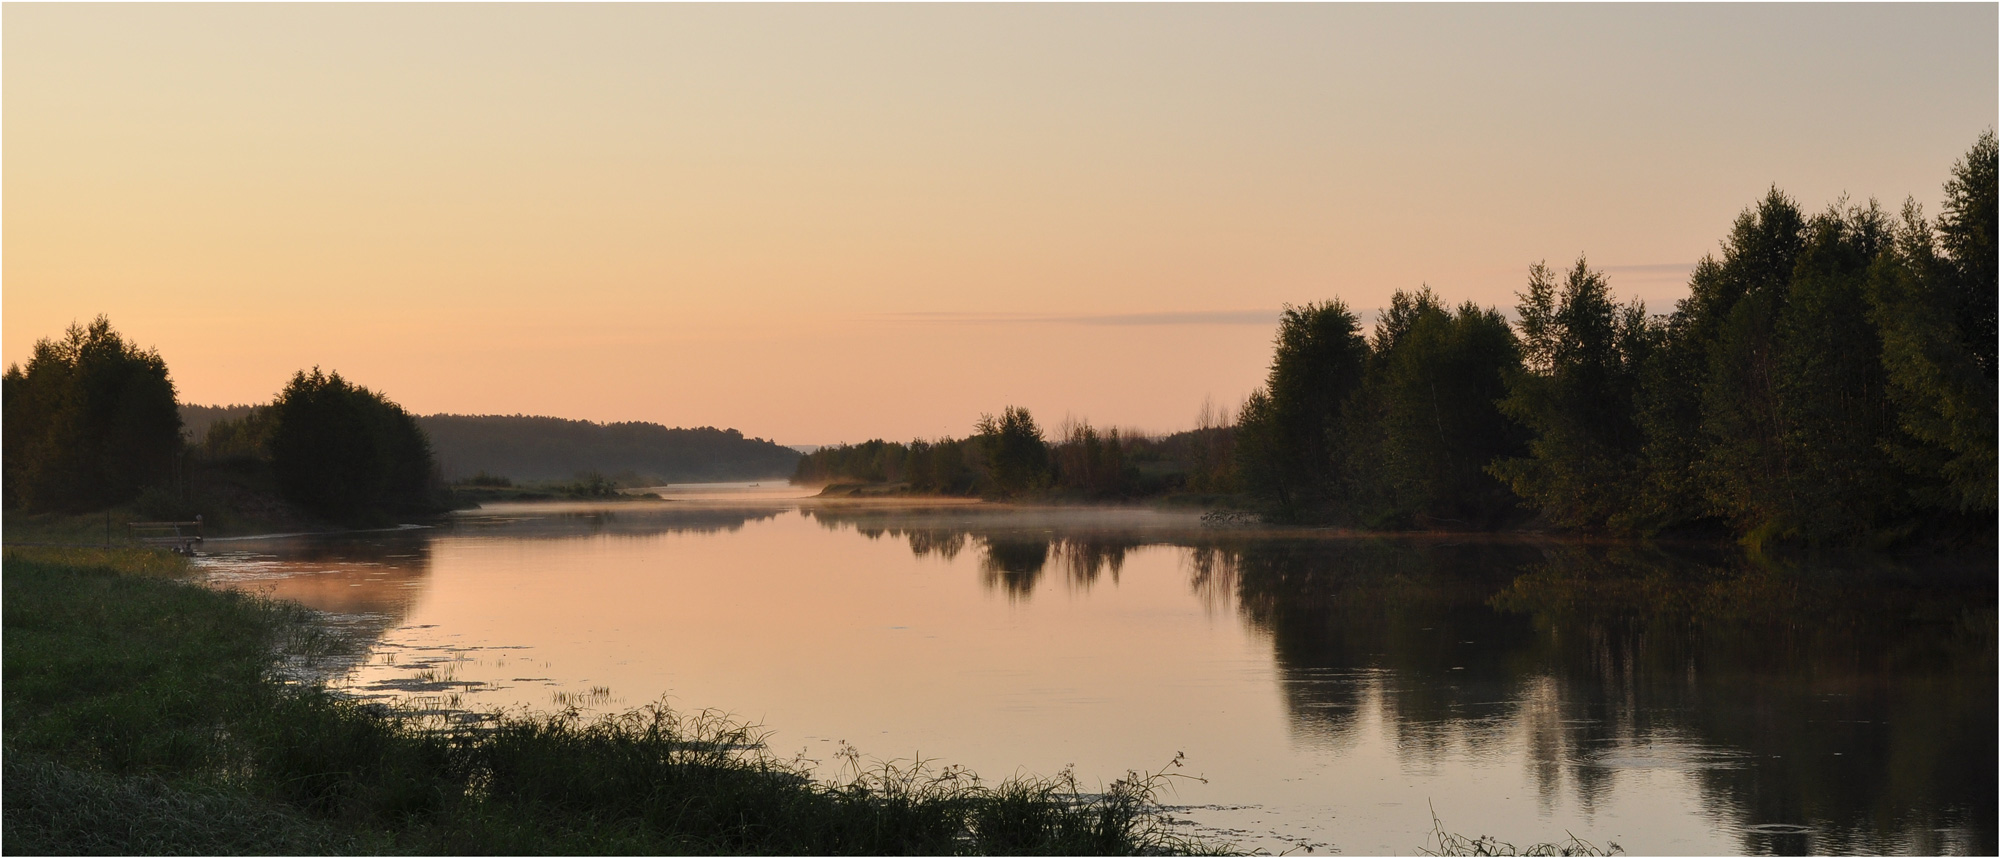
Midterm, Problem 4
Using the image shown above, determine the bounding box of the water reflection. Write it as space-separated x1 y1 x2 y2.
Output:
1208 539 1996 855
905 529 967 560
756 508 1996 852
1492 547 1998 855
200 529 438 619
978 536 1050 598
798 514 1995 853
454 502 786 540
805 507 1148 597
1057 537 1138 590
197 528 442 684
1221 541 1544 775
971 536 1146 599
196 506 1994 854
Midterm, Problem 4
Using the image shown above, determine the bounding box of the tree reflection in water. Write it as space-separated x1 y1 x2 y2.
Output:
207 505 1993 854
1212 539 1994 856
803 507 1994 854
977 537 1050 599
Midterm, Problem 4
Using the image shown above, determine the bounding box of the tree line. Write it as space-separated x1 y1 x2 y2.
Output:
799 132 1996 546
792 407 1236 501
6 318 805 526
415 414 799 485
4 323 444 525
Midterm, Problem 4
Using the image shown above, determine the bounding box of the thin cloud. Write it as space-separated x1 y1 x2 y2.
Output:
1604 262 1700 276
885 310 1281 327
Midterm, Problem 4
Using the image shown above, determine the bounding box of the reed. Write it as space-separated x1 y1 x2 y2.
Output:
1419 806 1622 857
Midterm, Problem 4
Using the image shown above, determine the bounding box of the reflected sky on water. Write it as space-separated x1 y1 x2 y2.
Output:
197 498 1995 855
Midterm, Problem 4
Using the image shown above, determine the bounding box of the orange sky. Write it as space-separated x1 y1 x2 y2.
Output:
6 4 1994 445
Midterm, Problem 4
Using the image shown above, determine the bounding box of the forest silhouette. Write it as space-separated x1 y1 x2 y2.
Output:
796 132 1997 548
7 132 1993 547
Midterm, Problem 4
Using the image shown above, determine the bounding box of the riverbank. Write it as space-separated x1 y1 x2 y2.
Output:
1 545 1209 855
797 481 1998 557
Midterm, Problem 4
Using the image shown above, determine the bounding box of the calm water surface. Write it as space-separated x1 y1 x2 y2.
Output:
197 488 1996 855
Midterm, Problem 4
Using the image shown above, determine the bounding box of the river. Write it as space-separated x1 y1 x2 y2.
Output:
195 486 1996 855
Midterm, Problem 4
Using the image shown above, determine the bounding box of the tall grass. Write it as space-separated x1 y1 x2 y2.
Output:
3 546 1212 854
1419 807 1622 857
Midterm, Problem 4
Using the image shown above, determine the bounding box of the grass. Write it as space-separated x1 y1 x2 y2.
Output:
3 749 381 855
0 509 153 548
1419 807 1622 857
2 545 1213 855
4 484 312 548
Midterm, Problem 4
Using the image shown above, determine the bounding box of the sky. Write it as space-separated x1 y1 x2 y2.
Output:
5 4 1995 445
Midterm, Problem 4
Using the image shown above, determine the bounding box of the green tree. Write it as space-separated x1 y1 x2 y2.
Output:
1697 198 1819 539
1763 201 1904 541
1868 131 1998 513
1490 259 1653 529
974 406 1050 497
1360 290 1525 527
1629 259 1725 532
1631 190 1806 533
1232 389 1288 509
1939 130 1997 377
2 317 183 512
907 438 980 495
268 368 438 523
200 406 277 462
1052 420 1130 498
1235 301 1369 520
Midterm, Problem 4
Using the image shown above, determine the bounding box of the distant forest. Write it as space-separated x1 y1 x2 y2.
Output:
797 132 1997 548
183 406 798 486
417 415 799 484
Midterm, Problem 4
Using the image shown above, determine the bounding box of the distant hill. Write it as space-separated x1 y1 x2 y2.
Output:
417 414 800 485
179 405 801 486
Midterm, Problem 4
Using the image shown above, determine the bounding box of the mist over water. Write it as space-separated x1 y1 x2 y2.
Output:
198 498 1995 855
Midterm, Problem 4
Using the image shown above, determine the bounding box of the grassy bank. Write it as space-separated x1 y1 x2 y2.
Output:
5 457 450 547
2 546 1208 855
